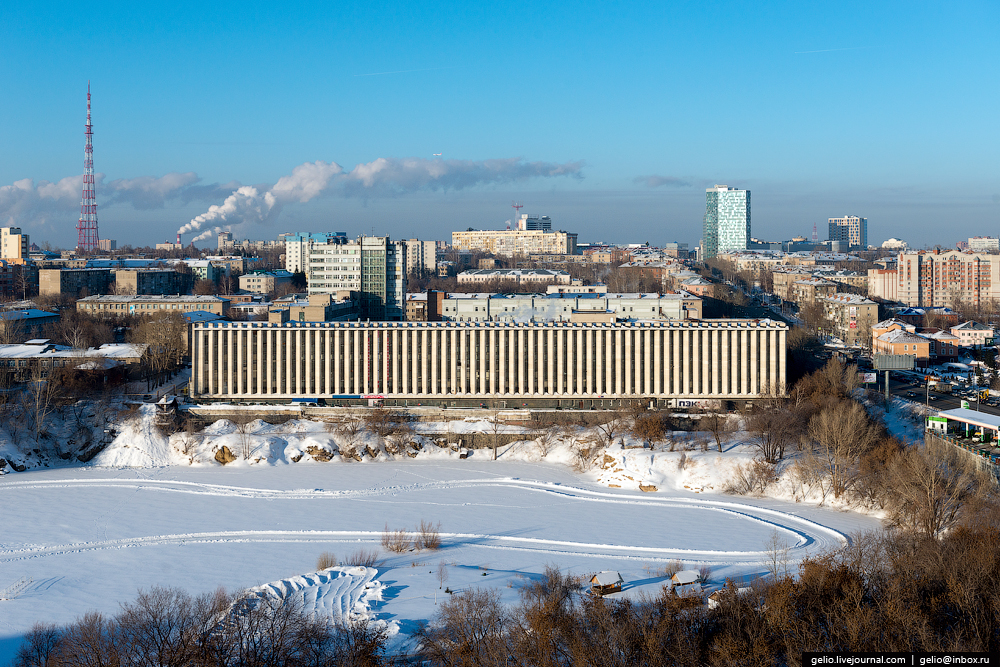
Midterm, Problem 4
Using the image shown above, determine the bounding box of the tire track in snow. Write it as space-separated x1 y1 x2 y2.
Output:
0 524 838 567
0 475 851 550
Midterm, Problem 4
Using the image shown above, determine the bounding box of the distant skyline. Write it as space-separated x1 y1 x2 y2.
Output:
1 1 997 249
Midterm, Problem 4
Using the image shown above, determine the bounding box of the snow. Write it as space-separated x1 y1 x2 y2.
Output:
0 406 888 661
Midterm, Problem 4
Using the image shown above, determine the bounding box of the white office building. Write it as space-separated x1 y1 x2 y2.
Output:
703 186 750 259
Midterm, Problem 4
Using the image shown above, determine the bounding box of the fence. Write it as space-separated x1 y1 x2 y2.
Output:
0 576 32 601
925 430 1000 482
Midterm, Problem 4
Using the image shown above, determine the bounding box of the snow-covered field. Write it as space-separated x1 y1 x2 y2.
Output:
0 407 896 662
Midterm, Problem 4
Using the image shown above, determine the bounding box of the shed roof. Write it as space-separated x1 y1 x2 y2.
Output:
671 570 700 585
591 571 623 586
937 408 1000 431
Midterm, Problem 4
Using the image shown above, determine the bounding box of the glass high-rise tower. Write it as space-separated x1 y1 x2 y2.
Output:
703 185 750 259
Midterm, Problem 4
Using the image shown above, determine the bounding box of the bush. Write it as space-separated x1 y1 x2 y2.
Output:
415 519 442 550
381 524 411 553
659 559 684 578
316 551 337 570
343 547 382 568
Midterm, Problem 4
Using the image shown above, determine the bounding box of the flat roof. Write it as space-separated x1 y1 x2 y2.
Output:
937 408 1000 430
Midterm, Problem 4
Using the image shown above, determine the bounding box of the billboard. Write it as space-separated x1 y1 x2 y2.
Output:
862 372 877 384
668 399 723 410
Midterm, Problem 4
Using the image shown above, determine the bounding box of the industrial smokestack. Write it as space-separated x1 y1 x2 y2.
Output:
177 233 181 245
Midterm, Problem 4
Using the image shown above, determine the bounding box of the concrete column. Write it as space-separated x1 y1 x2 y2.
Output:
623 328 632 396
778 328 786 394
682 329 692 395
575 329 584 396
750 329 759 395
517 329 525 394
401 329 410 395
564 328 574 395
382 329 390 395
615 329 623 396
431 329 440 395
740 328 749 396
498 329 507 394
585 330 594 395
526 329 535 395
604 329 614 396
654 328 662 395
488 329 497 395
302 328 311 395
479 329 487 396
729 326 741 396
353 328 362 395
331 329 340 395
458 328 466 393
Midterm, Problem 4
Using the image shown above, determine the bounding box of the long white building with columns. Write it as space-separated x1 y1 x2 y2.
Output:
190 320 787 406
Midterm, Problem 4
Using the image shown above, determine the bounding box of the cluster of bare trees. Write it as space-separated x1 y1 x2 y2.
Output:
415 516 1000 666
12 586 389 667
129 311 188 389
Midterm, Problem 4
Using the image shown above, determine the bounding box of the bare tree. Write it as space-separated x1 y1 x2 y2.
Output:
703 412 734 453
886 437 990 538
489 405 503 460
743 405 798 464
807 399 883 498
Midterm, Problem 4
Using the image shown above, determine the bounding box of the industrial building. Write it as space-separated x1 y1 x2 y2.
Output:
189 319 786 406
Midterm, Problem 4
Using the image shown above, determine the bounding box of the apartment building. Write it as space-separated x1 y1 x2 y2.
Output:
39 268 113 297
424 291 702 323
896 251 1000 308
951 321 995 347
828 216 868 249
190 319 787 405
402 239 437 275
77 295 230 317
112 269 193 296
239 270 293 295
821 293 878 347
456 269 571 286
0 227 30 265
451 229 578 257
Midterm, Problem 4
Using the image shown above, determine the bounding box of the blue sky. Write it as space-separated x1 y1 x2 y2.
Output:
1 0 997 249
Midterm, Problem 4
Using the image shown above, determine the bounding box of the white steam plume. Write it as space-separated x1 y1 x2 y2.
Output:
179 156 584 233
191 229 214 242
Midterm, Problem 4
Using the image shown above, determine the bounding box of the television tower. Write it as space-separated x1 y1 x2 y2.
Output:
77 82 99 251
510 201 523 230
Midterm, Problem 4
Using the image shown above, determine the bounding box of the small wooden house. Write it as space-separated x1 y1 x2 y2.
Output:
670 570 703 597
590 571 624 596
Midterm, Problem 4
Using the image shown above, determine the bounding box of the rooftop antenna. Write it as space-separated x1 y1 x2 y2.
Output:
510 201 523 230
77 81 99 251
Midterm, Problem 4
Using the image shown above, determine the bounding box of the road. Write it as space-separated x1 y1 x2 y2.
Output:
879 377 999 417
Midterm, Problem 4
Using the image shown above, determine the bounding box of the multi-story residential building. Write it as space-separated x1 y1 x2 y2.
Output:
239 270 294 295
821 293 878 347
97 239 117 252
921 330 960 361
0 227 30 265
451 228 578 257
427 291 702 323
790 278 837 305
867 268 899 302
284 232 347 274
663 242 689 258
39 268 113 297
301 235 406 319
112 269 193 296
895 250 1000 308
77 294 230 318
402 239 437 275
967 237 1000 253
269 293 357 323
703 185 750 260
828 216 868 249
951 321 995 347
457 269 572 286
516 214 552 231
218 232 285 254
189 319 788 406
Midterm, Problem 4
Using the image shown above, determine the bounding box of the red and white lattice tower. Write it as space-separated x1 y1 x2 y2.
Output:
77 82 99 251
812 220 818 244
510 201 523 230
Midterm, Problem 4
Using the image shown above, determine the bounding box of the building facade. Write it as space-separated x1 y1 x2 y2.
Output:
112 269 193 295
239 270 293 295
433 292 702 323
456 269 572 286
828 216 868 249
516 214 552 231
77 294 230 317
190 319 787 404
1 227 30 265
821 293 878 347
284 232 347 275
39 268 113 297
967 237 1000 253
402 239 437 275
703 185 750 260
451 229 578 257
896 251 1000 308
